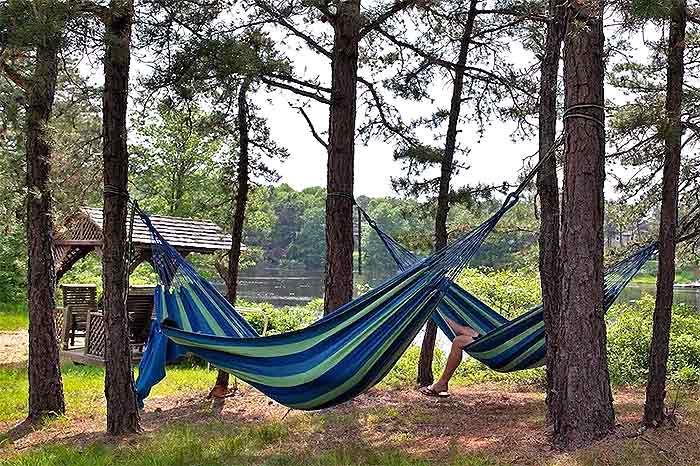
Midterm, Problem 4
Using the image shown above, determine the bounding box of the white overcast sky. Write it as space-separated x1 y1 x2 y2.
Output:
89 9 661 200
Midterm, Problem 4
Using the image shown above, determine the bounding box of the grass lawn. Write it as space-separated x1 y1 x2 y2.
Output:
1 375 700 466
0 304 27 332
0 362 214 425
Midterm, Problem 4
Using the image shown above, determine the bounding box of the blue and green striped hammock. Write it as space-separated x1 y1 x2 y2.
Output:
359 207 658 371
134 193 656 410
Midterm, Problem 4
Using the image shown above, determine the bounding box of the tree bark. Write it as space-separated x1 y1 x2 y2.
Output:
215 78 253 391
102 0 140 435
537 0 565 422
25 29 65 422
416 0 478 387
553 0 612 448
644 0 686 428
323 0 361 314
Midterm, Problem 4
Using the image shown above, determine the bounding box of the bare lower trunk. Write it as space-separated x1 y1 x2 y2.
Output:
553 0 613 449
644 0 686 428
102 0 140 435
323 0 360 315
417 0 478 387
537 0 565 422
26 33 65 422
216 78 252 392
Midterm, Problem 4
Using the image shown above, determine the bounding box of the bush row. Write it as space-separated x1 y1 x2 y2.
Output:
239 269 700 389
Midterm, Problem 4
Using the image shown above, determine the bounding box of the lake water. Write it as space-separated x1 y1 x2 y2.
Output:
238 266 700 311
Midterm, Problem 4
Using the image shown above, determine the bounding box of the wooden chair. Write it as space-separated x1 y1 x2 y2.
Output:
127 285 156 350
61 284 97 350
83 285 156 360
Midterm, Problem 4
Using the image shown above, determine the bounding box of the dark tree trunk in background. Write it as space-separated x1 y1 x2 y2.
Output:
215 78 253 391
323 0 361 315
537 0 565 422
102 0 140 435
25 33 65 422
644 0 686 428
416 0 479 387
553 0 612 448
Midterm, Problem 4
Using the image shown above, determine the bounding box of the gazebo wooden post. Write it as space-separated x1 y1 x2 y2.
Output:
127 249 153 276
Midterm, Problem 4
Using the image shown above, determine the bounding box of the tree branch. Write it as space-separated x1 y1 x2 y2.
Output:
375 26 456 69
0 59 30 91
291 104 328 150
253 0 332 59
357 76 416 146
267 72 331 93
73 1 110 23
475 7 547 22
360 0 416 38
260 75 330 104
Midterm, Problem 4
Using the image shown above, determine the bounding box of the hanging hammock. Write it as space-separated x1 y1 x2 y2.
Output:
135 194 519 410
359 205 658 371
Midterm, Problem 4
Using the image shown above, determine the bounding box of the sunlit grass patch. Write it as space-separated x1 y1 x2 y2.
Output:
0 363 215 424
0 303 27 332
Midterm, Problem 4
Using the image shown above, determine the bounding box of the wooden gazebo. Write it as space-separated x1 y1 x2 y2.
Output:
52 207 242 365
53 207 240 280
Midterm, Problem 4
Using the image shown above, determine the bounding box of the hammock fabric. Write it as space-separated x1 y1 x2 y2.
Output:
135 196 518 410
360 207 659 371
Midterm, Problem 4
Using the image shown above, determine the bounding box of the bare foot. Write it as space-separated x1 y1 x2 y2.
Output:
431 383 448 393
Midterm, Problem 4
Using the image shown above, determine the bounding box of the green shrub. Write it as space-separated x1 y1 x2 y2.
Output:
0 231 25 304
0 302 28 331
453 358 546 387
456 268 541 319
239 300 321 335
59 253 103 297
607 295 700 386
382 345 446 388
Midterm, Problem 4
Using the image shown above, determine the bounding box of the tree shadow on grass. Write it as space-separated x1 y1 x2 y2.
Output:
1 418 34 446
4 386 700 466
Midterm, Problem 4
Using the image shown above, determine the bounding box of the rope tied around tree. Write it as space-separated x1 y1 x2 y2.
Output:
326 191 355 203
103 185 143 279
562 103 606 128
104 184 130 199
327 191 363 272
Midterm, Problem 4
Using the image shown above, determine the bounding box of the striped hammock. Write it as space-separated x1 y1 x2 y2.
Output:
135 195 517 410
360 206 658 372
134 193 655 410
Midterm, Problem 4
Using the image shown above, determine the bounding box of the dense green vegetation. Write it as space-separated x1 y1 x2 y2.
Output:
3 179 696 308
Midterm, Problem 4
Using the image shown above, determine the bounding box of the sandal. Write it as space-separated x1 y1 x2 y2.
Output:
419 386 450 398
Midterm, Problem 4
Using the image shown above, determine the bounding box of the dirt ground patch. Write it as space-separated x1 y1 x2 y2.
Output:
0 332 27 368
2 384 699 465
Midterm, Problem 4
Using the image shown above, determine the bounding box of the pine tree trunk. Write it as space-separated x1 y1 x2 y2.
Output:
537 0 565 422
102 0 140 435
553 0 613 449
323 0 360 315
644 0 686 428
25 31 65 422
416 0 478 387
216 78 253 391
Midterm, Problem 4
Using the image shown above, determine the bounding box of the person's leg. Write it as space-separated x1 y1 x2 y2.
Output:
430 335 473 393
444 317 479 338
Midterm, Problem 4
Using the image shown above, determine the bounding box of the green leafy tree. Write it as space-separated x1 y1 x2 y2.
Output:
130 103 229 219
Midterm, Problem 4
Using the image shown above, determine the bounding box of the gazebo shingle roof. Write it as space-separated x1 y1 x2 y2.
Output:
53 207 241 282
81 207 234 252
